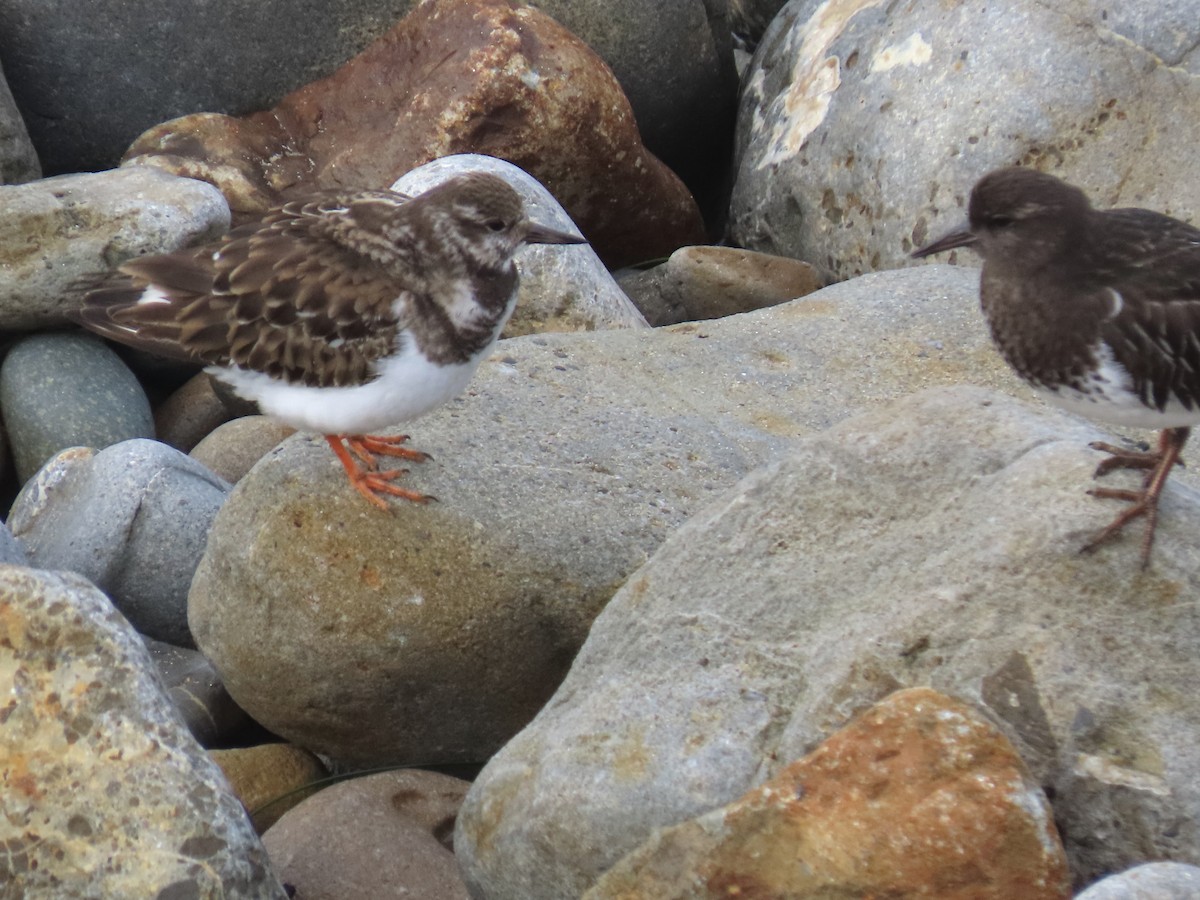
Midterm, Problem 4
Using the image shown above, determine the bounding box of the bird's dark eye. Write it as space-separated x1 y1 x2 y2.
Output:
987 215 1014 229
485 218 507 232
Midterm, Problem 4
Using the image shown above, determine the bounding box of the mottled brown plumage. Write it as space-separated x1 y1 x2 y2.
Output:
913 166 1200 567
74 171 586 508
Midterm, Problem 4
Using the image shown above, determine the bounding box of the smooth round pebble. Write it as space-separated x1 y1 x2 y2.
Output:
0 332 154 482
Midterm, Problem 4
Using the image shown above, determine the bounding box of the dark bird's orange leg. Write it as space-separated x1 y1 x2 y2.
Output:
1081 427 1189 568
325 435 434 509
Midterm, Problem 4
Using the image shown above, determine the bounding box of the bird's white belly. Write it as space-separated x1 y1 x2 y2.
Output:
1034 347 1200 429
210 345 487 435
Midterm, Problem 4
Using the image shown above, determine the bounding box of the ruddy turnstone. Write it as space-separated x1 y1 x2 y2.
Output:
75 171 585 509
912 166 1200 567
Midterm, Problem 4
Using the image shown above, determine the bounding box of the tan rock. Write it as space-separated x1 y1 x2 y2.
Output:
587 687 1070 899
123 0 705 268
190 416 297 485
210 744 327 833
155 372 236 453
618 245 823 325
262 769 471 899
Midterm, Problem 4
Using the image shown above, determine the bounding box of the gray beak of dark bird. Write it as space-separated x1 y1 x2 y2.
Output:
524 222 589 245
911 227 978 259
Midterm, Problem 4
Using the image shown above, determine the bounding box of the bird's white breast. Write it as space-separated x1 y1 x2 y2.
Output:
1036 342 1200 429
210 341 488 436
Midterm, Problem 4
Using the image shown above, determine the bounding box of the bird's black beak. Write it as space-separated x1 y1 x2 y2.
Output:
524 222 588 245
911 227 977 259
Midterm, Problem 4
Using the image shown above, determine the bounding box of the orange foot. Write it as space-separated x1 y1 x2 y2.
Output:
1081 426 1190 568
325 433 435 509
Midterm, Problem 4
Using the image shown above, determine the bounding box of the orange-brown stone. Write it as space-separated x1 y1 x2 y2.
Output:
123 0 705 268
586 687 1071 899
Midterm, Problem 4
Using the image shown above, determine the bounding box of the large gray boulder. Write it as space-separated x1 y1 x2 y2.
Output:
730 0 1200 280
454 387 1200 896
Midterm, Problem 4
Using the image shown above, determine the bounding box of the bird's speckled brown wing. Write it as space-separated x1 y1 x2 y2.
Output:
1095 209 1200 412
75 191 416 389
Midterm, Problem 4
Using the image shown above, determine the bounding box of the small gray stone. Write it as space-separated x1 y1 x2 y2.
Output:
1076 863 1200 899
0 332 154 482
10 439 231 646
0 61 38 184
0 564 285 898
0 167 228 329
391 155 648 336
143 637 250 747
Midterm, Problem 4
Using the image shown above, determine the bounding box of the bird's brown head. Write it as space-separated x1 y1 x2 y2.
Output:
418 172 586 274
912 167 1092 267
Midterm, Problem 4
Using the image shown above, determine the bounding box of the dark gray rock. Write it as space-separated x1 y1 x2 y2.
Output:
0 59 38 183
0 332 154 482
10 439 231 646
0 564 285 898
0 167 229 329
0 0 416 174
731 0 1200 281
143 637 250 747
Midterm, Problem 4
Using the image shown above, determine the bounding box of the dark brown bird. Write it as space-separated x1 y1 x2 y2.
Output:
913 166 1200 567
75 172 585 509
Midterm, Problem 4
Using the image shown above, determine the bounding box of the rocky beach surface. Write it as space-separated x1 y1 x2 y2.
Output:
2 1 1200 897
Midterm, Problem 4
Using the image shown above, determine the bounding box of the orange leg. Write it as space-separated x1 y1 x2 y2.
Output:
1081 427 1189 568
325 434 434 509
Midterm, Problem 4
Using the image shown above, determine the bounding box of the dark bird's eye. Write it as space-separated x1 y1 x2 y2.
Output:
485 218 507 232
987 215 1014 229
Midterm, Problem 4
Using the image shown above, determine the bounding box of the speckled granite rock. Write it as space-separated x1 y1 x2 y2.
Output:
0 565 285 897
123 0 706 268
10 439 230 646
585 688 1069 900
731 0 1200 280
0 166 228 328
0 332 154 482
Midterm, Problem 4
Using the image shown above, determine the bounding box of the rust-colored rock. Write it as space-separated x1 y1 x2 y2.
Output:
123 0 705 268
586 687 1071 899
